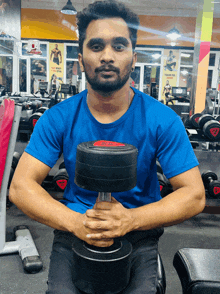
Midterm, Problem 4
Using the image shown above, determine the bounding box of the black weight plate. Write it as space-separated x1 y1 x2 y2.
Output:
202 171 218 186
59 161 65 169
12 152 20 170
76 141 138 167
209 181 220 198
29 112 43 128
190 113 202 128
75 172 136 192
7 167 14 189
198 114 213 129
157 172 166 185
156 160 163 174
215 115 220 123
75 160 137 180
37 107 49 114
203 120 220 141
72 238 132 294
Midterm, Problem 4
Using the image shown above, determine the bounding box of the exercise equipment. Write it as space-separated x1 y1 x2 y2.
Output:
0 99 43 273
29 111 43 129
188 114 220 142
173 248 220 294
37 106 49 114
59 160 65 170
157 172 173 198
156 160 163 175
73 140 138 294
202 171 220 199
53 168 69 192
190 113 202 128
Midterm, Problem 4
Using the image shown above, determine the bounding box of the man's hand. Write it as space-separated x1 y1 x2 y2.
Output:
81 197 133 246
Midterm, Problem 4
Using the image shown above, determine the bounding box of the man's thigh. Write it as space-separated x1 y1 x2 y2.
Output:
46 230 83 294
121 237 159 294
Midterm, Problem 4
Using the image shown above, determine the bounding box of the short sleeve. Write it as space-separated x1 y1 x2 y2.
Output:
25 109 63 168
156 115 199 179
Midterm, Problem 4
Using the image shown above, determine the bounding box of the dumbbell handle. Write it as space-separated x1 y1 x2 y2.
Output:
98 192 111 202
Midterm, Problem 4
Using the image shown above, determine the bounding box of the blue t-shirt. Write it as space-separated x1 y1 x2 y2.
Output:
25 88 199 213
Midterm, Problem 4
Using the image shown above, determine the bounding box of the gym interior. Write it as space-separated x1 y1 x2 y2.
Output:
1 0 220 293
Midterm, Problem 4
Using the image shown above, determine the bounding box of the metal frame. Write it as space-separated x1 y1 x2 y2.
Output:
0 103 42 273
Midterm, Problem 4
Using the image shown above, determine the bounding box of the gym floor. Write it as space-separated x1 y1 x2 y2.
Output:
1 142 220 294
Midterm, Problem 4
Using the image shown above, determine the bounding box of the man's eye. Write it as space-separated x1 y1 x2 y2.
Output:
91 45 103 51
113 44 126 51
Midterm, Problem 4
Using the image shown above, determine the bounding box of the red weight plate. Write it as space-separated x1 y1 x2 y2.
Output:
93 140 125 147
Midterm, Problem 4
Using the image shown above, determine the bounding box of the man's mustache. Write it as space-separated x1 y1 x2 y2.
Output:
95 65 120 74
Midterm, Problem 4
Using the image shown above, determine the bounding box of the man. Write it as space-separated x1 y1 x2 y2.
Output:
164 50 177 71
162 80 173 105
9 1 205 293
50 44 62 65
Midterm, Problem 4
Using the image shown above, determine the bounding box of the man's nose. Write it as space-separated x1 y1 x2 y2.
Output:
100 46 115 63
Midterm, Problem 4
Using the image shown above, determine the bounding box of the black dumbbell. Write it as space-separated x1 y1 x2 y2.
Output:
190 113 202 128
156 160 163 175
59 161 65 170
195 114 220 141
37 106 49 114
157 172 173 198
12 152 21 170
7 152 21 188
202 171 220 199
29 112 43 129
52 168 69 191
73 140 138 294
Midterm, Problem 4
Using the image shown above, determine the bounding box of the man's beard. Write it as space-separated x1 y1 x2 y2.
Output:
82 60 133 93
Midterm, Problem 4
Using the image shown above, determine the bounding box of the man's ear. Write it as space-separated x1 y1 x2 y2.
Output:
132 52 137 69
78 53 84 72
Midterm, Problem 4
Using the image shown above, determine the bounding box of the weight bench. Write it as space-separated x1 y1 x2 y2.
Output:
0 98 43 273
173 248 220 293
157 253 166 294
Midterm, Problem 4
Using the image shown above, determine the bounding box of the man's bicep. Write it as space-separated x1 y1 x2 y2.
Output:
13 152 51 185
169 166 204 192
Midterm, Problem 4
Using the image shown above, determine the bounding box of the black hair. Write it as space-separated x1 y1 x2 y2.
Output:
76 0 140 54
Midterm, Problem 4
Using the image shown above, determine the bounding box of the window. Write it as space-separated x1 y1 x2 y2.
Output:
31 58 47 94
19 59 27 92
0 56 13 93
66 45 81 94
209 53 216 67
66 46 78 59
0 39 14 54
179 67 193 89
180 52 194 66
136 50 161 64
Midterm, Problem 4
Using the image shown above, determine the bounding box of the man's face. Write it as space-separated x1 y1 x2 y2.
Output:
55 44 58 49
78 18 137 93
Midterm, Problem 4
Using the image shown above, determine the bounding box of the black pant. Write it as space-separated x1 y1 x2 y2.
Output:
46 228 164 294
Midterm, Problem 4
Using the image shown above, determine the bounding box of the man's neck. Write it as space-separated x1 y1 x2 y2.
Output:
86 83 134 124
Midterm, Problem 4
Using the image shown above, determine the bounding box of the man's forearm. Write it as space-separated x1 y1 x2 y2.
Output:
9 180 80 234
129 186 205 232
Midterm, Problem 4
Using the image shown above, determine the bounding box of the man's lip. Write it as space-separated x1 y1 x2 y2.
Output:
99 70 116 74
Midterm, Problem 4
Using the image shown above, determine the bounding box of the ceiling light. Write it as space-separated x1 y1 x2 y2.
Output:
167 27 181 41
181 53 191 58
61 0 77 15
181 70 188 76
171 42 176 47
152 53 161 59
